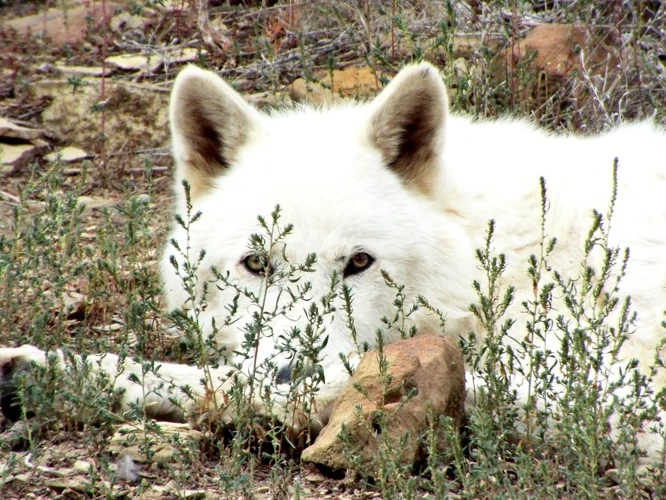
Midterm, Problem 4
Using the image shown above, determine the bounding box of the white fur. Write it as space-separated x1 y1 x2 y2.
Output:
2 63 664 464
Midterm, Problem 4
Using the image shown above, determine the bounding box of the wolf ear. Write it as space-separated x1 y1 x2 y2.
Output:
169 66 262 198
367 63 448 196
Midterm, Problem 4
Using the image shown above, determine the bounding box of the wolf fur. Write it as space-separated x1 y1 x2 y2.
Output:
1 63 665 463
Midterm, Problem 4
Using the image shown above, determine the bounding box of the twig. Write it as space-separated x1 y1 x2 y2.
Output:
24 453 65 477
0 190 20 204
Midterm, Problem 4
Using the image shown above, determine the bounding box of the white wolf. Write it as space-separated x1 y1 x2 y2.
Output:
1 63 665 463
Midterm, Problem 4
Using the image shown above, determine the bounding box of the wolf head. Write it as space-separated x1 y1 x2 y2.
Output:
162 63 476 412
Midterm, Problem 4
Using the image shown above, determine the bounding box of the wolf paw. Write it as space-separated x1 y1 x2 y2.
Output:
0 345 47 422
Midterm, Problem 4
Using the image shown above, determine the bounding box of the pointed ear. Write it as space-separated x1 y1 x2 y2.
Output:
367 63 448 196
169 66 263 198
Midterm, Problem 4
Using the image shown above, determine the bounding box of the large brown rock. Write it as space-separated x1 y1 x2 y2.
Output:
0 117 50 174
301 335 465 472
490 23 621 120
495 24 618 80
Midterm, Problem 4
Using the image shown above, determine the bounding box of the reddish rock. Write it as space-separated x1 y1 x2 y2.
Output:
301 335 465 472
5 3 122 46
496 23 619 79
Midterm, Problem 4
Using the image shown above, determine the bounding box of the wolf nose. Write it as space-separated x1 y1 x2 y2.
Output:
276 363 318 385
276 364 293 384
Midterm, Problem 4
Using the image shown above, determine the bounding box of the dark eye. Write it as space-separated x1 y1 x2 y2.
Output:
343 252 374 278
243 254 271 276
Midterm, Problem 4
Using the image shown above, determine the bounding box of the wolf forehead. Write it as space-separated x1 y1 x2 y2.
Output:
183 105 431 206
170 63 448 200
188 168 435 267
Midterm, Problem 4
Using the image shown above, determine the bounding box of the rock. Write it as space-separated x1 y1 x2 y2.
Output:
0 143 38 174
154 481 207 499
109 12 152 33
62 292 86 319
303 472 325 483
28 79 169 154
73 460 95 474
301 335 465 472
490 24 620 116
494 23 618 79
106 48 203 73
44 146 89 163
42 290 87 319
319 66 384 99
76 196 118 211
4 3 123 46
0 118 50 173
0 117 45 141
45 477 92 493
106 53 162 73
55 64 114 77
165 47 204 65
289 66 385 105
109 422 203 463
155 0 178 11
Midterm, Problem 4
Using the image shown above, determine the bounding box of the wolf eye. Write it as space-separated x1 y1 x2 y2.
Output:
343 252 374 278
243 254 270 276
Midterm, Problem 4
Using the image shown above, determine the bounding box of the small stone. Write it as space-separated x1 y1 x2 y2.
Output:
44 146 89 163
164 47 202 65
55 65 113 78
106 53 162 73
604 468 620 484
110 12 151 33
73 460 94 474
63 292 85 319
106 48 202 73
38 63 55 73
76 196 118 211
45 476 90 493
304 472 325 483
95 324 123 333
165 480 206 499
0 143 38 174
